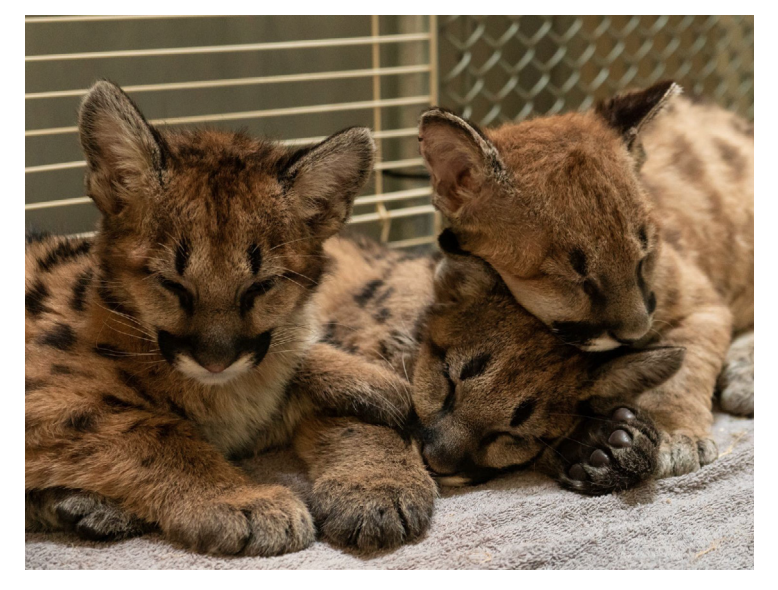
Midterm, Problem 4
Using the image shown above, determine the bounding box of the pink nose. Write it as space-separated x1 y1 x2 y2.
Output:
202 362 229 374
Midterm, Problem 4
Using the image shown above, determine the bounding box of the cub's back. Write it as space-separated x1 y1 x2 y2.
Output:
315 235 437 376
641 97 753 325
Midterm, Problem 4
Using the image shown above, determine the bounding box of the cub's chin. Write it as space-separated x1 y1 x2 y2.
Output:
175 355 255 386
580 334 622 352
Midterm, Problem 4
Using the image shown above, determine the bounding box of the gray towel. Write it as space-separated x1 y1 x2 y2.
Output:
26 412 753 569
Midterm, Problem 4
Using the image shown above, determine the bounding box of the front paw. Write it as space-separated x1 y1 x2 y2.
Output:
165 485 314 557
654 433 718 478
717 333 754 417
53 490 150 541
310 460 436 551
555 406 660 495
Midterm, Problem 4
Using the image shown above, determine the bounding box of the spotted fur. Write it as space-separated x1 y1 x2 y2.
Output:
25 81 434 556
419 83 753 478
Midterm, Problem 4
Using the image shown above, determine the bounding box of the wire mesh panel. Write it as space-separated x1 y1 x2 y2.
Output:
25 15 438 247
439 15 754 126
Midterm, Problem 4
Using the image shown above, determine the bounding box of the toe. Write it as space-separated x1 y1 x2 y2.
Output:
568 463 587 481
608 429 632 448
612 408 636 423
589 449 610 467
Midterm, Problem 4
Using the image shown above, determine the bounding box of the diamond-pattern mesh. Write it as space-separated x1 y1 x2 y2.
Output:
439 15 754 126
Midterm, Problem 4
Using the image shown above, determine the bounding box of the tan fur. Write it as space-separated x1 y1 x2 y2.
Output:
418 84 754 478
25 81 434 555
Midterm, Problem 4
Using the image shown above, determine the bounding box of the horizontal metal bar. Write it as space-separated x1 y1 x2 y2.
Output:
26 65 432 100
26 186 432 211
373 157 425 171
387 234 437 249
350 204 435 225
25 196 92 211
25 16 217 24
25 96 431 138
25 33 431 62
354 187 431 206
25 149 422 175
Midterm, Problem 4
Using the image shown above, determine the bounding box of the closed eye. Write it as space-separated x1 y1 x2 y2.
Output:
159 279 193 313
240 278 276 313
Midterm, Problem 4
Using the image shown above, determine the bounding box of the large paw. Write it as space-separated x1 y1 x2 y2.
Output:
53 490 150 541
166 485 314 557
654 433 718 478
310 461 436 552
717 332 754 416
555 406 660 495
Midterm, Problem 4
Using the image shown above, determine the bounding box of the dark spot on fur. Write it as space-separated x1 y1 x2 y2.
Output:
354 279 384 307
714 138 746 179
459 353 491 381
39 323 77 351
140 456 155 468
673 137 704 181
118 370 157 406
638 226 648 249
37 239 92 273
646 291 657 315
167 400 190 421
51 364 73 375
102 394 143 412
70 269 93 312
65 410 97 432
247 244 262 275
25 378 46 393
155 422 177 439
175 238 190 276
569 249 588 276
510 399 537 427
26 280 50 317
373 307 391 324
320 321 341 346
374 286 395 306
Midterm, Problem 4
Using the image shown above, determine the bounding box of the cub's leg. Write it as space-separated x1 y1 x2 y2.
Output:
543 402 661 495
291 342 413 428
637 303 732 478
26 488 150 541
716 330 754 417
26 377 314 556
294 417 437 552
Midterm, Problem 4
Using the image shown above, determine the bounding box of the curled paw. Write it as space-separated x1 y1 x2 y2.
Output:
655 433 718 478
166 485 314 557
555 406 660 495
310 464 436 552
717 332 754 417
53 490 149 541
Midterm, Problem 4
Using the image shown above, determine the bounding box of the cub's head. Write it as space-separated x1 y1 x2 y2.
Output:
419 82 681 351
80 81 374 385
412 247 684 486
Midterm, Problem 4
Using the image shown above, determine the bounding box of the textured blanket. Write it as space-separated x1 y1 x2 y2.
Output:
25 411 753 569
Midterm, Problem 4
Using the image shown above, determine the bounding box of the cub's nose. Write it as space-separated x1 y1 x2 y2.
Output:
420 439 462 476
201 361 230 374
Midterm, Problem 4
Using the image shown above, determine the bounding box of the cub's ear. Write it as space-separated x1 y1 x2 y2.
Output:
284 127 375 239
418 108 504 218
595 80 681 150
587 346 685 399
79 80 167 216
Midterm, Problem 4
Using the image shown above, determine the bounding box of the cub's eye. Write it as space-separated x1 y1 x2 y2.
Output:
240 278 276 313
160 279 194 313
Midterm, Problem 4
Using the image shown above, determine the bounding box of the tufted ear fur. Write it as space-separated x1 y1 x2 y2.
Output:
595 80 681 152
284 127 375 239
418 108 505 218
79 80 167 217
587 346 686 399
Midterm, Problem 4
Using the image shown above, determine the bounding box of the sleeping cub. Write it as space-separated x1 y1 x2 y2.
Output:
418 82 753 477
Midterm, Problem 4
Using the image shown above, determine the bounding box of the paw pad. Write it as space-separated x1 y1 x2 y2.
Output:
589 449 610 467
612 408 636 422
608 429 632 448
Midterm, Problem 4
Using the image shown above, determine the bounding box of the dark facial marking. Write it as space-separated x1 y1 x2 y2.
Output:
26 280 50 317
25 378 46 393
102 394 143 412
240 279 275 314
646 291 657 315
38 239 92 273
160 279 194 315
510 399 537 428
70 269 93 312
583 280 607 308
440 364 457 414
118 370 157 406
39 322 77 351
354 279 384 307
459 352 491 381
174 239 190 276
373 307 391 324
638 226 649 249
51 364 74 375
569 249 588 276
247 244 262 275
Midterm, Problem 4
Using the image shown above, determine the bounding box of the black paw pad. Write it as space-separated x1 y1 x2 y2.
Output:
589 449 610 467
612 408 636 422
568 464 587 481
